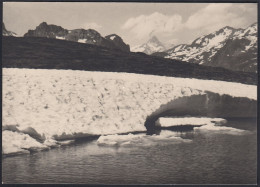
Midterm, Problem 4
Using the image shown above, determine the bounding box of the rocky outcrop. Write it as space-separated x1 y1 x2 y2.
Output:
24 22 68 38
105 34 130 52
23 22 130 52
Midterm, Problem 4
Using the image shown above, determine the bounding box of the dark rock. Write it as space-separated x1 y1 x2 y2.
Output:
24 22 130 52
105 34 130 52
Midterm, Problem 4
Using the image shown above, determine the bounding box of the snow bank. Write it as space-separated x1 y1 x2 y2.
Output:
2 68 257 155
156 117 226 127
2 131 48 155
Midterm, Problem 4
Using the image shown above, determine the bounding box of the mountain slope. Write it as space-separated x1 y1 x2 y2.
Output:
2 23 17 36
159 23 257 72
131 36 166 55
2 36 256 85
24 22 130 52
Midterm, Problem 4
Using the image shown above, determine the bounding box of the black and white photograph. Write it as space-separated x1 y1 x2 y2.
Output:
2 1 258 184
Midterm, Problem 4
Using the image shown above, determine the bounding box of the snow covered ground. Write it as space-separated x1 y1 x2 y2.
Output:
2 68 257 155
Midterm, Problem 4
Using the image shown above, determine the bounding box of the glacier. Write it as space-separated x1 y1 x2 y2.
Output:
2 68 257 155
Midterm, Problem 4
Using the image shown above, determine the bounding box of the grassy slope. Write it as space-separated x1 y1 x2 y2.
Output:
2 36 257 85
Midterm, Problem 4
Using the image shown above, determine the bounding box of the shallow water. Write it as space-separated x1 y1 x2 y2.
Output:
2 118 257 184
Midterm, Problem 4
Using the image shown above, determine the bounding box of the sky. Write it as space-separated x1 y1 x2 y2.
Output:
3 2 257 48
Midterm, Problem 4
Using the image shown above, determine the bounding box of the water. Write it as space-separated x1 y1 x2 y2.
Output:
2 118 257 184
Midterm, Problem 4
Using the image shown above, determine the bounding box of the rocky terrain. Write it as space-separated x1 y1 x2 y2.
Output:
153 23 257 72
24 22 130 52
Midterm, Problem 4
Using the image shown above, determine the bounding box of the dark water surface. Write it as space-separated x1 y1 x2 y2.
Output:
2 119 257 184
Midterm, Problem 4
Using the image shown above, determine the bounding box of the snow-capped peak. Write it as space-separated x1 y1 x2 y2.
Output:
163 23 257 72
131 36 166 55
2 22 17 37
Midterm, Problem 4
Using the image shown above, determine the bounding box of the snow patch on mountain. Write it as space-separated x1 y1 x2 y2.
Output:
56 36 65 40
110 36 116 40
78 39 88 43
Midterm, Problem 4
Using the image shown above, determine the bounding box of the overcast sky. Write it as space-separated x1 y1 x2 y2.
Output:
3 2 257 47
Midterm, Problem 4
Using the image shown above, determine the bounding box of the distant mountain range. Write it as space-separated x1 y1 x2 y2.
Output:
2 23 17 36
153 23 257 72
23 22 130 52
2 21 258 73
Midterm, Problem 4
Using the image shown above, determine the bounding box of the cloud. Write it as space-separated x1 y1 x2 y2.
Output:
185 3 256 33
121 12 183 39
82 22 102 30
122 4 257 45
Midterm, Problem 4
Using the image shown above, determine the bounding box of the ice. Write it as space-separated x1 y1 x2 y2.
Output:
156 117 227 127
194 124 246 135
2 131 48 155
97 131 191 147
97 133 145 146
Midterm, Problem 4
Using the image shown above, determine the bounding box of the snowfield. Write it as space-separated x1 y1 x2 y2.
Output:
2 68 257 155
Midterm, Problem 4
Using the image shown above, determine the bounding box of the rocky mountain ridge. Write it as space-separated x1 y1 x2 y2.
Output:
154 23 257 72
24 22 130 52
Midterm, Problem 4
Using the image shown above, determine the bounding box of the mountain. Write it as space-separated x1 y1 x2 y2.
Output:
2 23 17 36
156 23 257 72
105 34 130 53
24 22 130 52
2 36 256 85
131 36 166 55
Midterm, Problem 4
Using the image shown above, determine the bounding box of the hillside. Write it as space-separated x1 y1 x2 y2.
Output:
2 36 257 85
